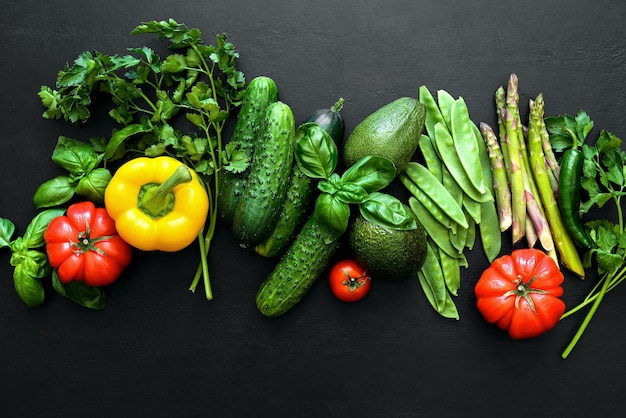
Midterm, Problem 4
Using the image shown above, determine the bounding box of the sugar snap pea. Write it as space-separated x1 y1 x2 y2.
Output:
409 197 461 258
403 162 468 229
438 245 460 296
450 98 486 194
401 174 454 229
433 122 490 204
436 89 455 128
418 241 448 314
479 200 502 263
462 196 482 224
418 134 443 181
418 86 447 140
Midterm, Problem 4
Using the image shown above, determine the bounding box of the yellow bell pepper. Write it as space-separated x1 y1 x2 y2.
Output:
104 156 209 252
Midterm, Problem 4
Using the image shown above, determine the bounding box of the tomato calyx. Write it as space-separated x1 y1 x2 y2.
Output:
504 273 550 314
341 268 370 292
72 221 112 257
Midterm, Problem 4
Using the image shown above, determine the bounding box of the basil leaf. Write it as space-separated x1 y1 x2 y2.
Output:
33 175 76 209
341 155 396 192
0 218 16 249
359 192 417 230
76 167 112 203
13 263 45 307
22 208 66 248
51 136 99 175
295 122 338 179
335 182 369 204
52 272 106 310
317 173 342 195
313 193 350 244
105 120 153 159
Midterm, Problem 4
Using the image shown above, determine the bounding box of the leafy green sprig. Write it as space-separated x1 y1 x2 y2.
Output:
37 19 248 300
558 115 626 358
294 123 417 244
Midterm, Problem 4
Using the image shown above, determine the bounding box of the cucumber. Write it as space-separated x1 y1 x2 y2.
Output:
217 76 279 225
253 163 313 258
253 100 346 258
231 101 295 247
255 216 340 317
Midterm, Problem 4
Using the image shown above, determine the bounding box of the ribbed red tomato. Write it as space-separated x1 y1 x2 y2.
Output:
44 201 132 287
474 248 565 339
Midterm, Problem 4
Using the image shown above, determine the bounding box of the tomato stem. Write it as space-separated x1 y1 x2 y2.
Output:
504 274 549 314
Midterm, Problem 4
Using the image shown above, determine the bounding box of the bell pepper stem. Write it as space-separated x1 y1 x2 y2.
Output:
139 165 192 218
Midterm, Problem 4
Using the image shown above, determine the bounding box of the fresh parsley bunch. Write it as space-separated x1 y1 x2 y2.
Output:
36 18 249 300
559 113 626 358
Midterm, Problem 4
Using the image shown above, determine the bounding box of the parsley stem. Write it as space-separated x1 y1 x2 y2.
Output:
562 269 612 359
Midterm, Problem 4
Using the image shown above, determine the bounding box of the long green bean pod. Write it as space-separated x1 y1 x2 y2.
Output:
527 94 585 278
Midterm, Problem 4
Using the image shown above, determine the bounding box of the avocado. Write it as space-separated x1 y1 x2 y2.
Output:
343 97 426 172
348 210 427 281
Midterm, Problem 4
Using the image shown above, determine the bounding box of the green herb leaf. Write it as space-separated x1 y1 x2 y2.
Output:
52 271 106 310
51 136 100 175
335 182 369 204
22 208 66 248
13 263 45 307
76 168 112 203
0 218 16 248
340 155 396 192
33 175 76 209
294 122 338 179
313 193 350 244
359 192 417 231
105 120 153 159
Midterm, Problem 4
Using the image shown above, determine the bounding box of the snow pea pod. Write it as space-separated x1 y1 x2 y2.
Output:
433 122 490 204
436 89 455 129
450 97 486 194
400 175 456 230
418 134 443 181
409 197 461 259
438 245 460 296
403 162 468 229
418 241 448 313
418 85 447 139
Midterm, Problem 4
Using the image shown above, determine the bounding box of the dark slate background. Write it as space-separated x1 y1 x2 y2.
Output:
1 1 625 417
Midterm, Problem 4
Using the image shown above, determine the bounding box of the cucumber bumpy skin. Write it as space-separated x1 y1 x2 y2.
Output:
253 164 314 258
256 216 340 317
231 101 296 248
217 76 279 225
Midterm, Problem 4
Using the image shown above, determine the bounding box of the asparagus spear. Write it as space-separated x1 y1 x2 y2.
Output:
527 93 585 278
480 122 512 232
495 86 512 176
504 74 526 244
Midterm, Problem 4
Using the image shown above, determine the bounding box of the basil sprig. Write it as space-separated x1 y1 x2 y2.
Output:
295 123 416 244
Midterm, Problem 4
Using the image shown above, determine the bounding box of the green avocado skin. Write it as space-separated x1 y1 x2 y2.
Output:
343 97 426 172
348 213 427 281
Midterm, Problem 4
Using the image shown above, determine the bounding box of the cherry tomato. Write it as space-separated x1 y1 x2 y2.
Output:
329 259 371 302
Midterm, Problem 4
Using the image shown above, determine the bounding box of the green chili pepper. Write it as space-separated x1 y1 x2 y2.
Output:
558 148 593 249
